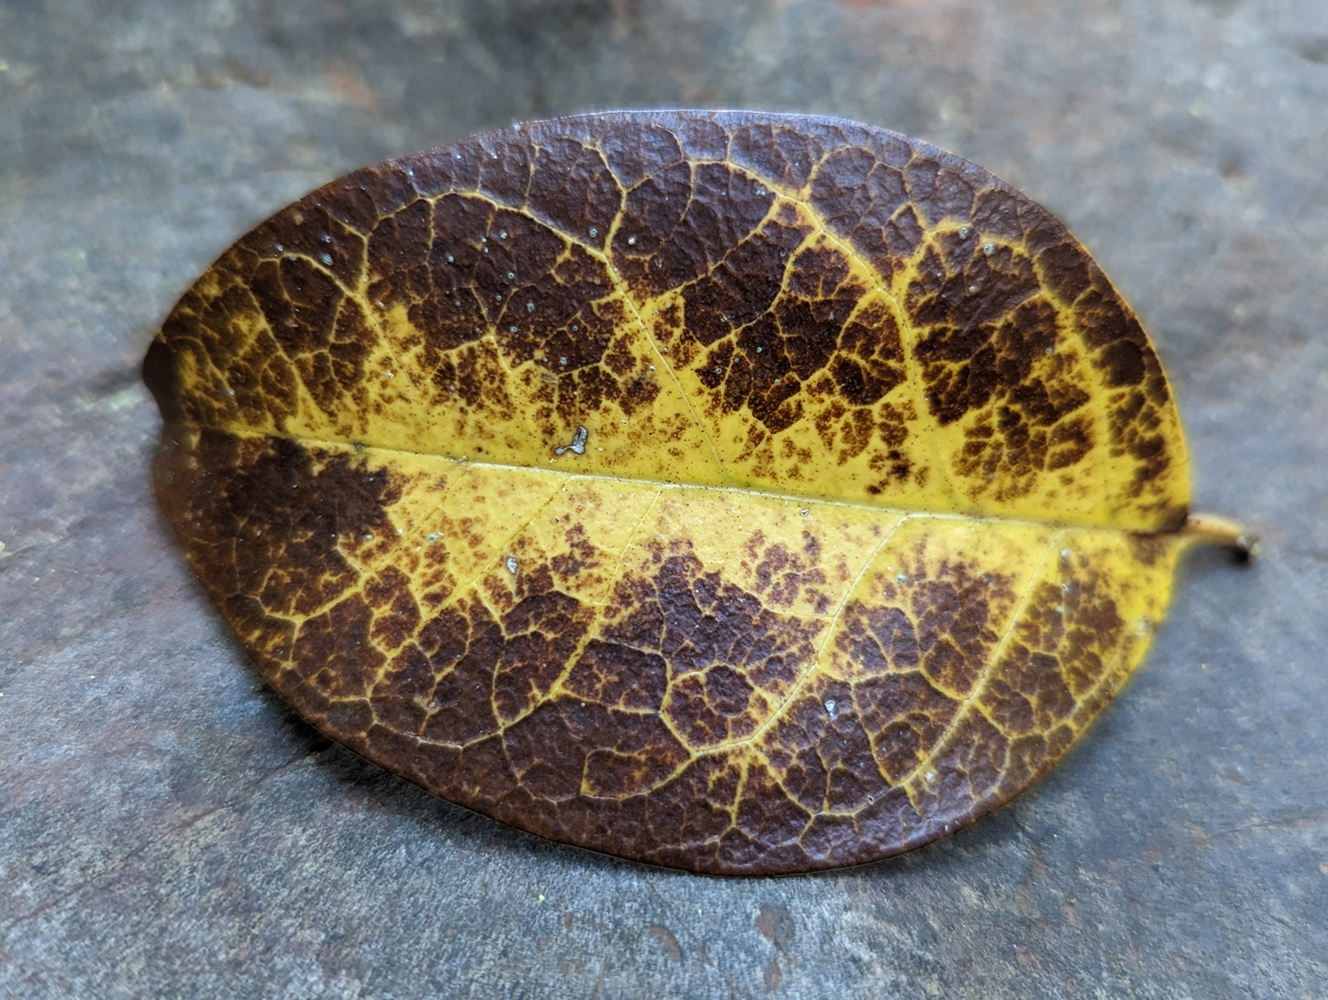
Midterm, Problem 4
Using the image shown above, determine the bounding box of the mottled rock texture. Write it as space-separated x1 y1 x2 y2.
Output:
1 0 1325 995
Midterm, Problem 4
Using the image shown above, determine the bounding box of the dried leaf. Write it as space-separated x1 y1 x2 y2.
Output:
144 112 1240 875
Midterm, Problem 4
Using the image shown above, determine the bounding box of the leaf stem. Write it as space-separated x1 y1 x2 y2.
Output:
1182 513 1257 558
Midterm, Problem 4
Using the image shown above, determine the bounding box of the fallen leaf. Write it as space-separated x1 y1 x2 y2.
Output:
143 111 1245 875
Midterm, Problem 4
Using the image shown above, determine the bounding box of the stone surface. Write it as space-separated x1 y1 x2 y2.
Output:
1 0 1325 995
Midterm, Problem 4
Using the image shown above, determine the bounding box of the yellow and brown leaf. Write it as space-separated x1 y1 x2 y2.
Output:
145 111 1195 875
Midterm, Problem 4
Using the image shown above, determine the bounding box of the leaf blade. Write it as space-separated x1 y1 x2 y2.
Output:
147 111 1192 874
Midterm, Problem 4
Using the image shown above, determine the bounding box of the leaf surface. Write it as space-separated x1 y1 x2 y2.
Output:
146 111 1199 875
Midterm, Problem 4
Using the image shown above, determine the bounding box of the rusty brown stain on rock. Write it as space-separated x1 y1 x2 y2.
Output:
755 904 796 949
647 924 684 962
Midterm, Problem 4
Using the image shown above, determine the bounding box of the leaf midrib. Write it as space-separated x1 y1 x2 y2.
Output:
192 423 1168 537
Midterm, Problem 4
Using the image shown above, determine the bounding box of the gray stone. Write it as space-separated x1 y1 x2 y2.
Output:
2 0 1324 995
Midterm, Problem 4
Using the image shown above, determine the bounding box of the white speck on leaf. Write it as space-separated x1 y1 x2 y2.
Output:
554 426 589 456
